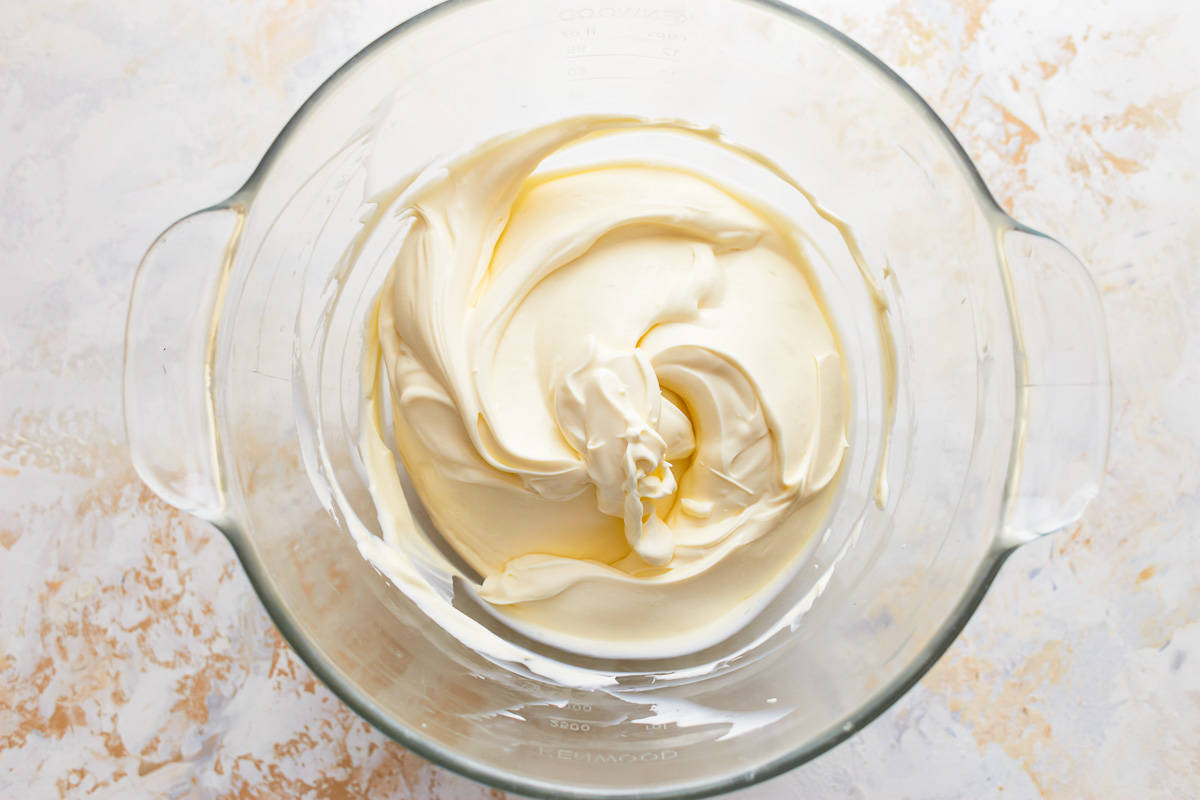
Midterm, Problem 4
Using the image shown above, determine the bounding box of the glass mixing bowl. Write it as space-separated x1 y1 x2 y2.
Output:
123 0 1111 796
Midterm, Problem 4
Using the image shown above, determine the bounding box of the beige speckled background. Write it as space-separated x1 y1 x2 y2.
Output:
2 0 1197 797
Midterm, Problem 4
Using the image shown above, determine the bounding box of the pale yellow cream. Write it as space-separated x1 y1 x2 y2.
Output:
360 116 849 658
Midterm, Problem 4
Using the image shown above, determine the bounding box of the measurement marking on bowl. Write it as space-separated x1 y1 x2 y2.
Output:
533 745 680 764
549 717 592 732
542 698 600 735
557 3 690 78
566 51 679 60
558 7 689 25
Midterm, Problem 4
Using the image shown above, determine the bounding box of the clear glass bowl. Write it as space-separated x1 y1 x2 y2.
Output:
123 1 1110 797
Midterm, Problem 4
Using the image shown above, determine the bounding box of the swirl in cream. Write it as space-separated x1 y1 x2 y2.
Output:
361 116 849 657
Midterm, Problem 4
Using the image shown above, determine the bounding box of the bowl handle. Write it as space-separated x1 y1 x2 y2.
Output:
996 225 1111 549
123 205 244 522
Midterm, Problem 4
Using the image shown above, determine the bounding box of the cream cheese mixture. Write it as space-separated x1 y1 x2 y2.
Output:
358 116 850 658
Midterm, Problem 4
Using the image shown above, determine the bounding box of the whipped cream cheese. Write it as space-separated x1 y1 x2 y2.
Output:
359 116 850 658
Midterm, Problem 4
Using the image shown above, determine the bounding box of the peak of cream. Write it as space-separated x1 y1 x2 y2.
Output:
362 116 849 657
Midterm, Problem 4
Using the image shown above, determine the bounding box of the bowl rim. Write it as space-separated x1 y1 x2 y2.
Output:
213 1 1027 797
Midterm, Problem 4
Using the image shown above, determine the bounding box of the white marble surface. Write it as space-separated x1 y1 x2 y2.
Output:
2 0 1197 797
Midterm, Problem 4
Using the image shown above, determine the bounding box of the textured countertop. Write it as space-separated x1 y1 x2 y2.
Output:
2 0 1197 797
